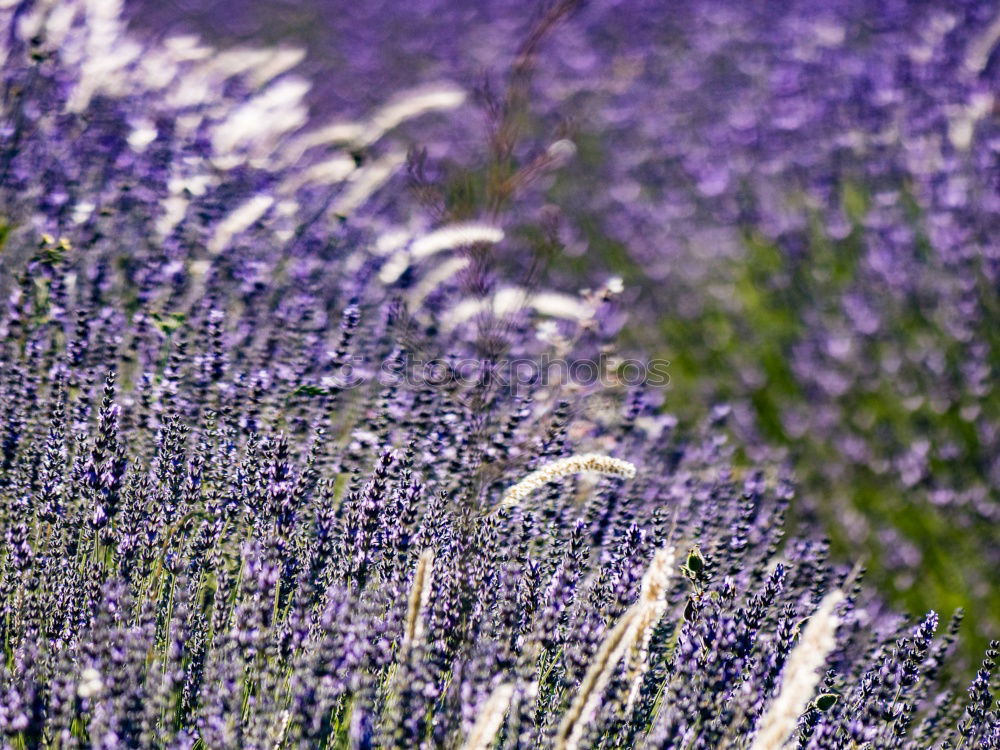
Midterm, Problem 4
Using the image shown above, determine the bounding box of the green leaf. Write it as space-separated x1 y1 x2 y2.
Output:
814 692 839 711
151 311 186 335
686 547 705 576
292 384 327 397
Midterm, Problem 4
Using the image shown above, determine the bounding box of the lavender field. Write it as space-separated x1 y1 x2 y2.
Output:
0 0 997 747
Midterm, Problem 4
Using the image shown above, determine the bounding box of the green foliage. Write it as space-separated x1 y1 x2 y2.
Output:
542 175 999 662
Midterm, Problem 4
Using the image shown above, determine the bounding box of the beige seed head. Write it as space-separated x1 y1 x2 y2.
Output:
749 590 844 750
401 548 435 654
460 682 516 750
501 454 637 509
556 606 644 750
556 544 676 750
625 545 677 711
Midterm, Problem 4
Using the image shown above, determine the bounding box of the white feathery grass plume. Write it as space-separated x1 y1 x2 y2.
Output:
157 196 189 240
556 547 678 749
271 708 292 750
442 287 594 330
379 223 503 284
159 41 293 111
283 123 366 161
40 1 77 49
501 454 637 509
329 150 407 219
208 194 275 254
966 10 1000 73
279 83 465 164
10 0 307 131
66 0 142 112
410 223 504 259
440 289 524 330
357 84 466 148
247 47 306 88
126 117 158 152
71 200 96 225
460 682 516 750
556 606 643 750
15 0 56 46
156 171 216 239
374 228 412 256
211 77 311 169
749 590 845 750
624 545 677 711
402 548 435 654
76 666 104 699
406 256 471 311
278 154 357 195
272 199 300 243
526 291 594 321
182 45 304 91
161 34 214 63
947 92 995 150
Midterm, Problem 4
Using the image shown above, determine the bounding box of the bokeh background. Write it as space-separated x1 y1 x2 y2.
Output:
124 0 1000 659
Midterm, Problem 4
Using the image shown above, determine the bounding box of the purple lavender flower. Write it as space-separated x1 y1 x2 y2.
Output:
0 1 997 748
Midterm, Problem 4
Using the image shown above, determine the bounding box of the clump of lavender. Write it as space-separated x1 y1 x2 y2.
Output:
0 1 997 748
125 0 1000 637
567 0 1000 643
